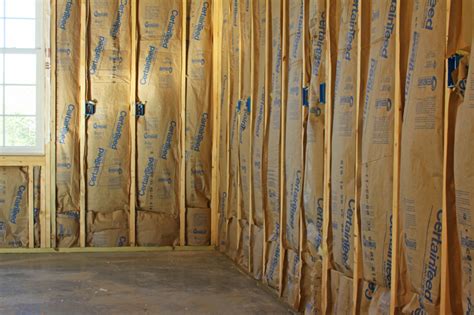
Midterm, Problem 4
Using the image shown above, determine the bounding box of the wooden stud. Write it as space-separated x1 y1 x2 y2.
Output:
129 0 138 247
28 166 34 249
390 0 402 313
79 0 87 248
262 0 270 279
45 0 55 250
353 0 364 313
298 0 308 308
440 0 452 312
0 158 46 167
0 245 215 255
224 0 231 254
278 0 288 298
321 0 332 312
179 0 187 246
40 164 47 248
211 0 222 247
236 0 242 267
248 0 255 271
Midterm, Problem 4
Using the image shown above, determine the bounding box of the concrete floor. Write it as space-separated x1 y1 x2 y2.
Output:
0 250 292 314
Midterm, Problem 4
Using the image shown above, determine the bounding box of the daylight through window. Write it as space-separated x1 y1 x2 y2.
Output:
0 0 43 154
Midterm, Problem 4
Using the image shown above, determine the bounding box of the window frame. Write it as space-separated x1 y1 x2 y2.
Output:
0 0 45 155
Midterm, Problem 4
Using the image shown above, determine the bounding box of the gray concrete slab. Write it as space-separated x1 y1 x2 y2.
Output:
0 251 292 314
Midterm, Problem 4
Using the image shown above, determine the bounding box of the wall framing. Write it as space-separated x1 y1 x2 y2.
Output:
0 2 467 314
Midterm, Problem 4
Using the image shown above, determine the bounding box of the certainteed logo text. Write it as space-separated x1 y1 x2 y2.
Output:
342 199 355 270
193 2 209 40
344 0 359 61
89 148 106 186
312 11 326 77
422 209 442 306
161 121 177 160
380 0 396 59
59 0 73 30
162 10 179 49
110 111 127 150
59 104 75 144
90 36 106 75
423 0 437 30
9 186 26 224
192 113 208 152
111 0 128 38
140 45 156 85
139 157 156 196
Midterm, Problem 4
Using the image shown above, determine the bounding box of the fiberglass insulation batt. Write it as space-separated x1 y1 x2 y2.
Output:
399 0 446 312
282 0 304 309
0 167 29 248
217 0 230 253
185 0 212 210
237 0 251 270
330 0 359 278
86 0 131 247
358 0 397 313
225 0 241 261
300 0 326 312
136 0 182 246
249 0 266 281
453 32 474 315
263 0 282 291
56 0 81 247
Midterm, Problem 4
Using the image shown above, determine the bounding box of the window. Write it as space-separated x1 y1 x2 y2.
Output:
0 0 44 154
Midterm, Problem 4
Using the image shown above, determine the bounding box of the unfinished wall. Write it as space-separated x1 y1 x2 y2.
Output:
51 0 214 249
215 0 461 313
5 0 472 313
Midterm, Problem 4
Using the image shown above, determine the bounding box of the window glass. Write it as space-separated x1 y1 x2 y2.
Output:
0 0 43 154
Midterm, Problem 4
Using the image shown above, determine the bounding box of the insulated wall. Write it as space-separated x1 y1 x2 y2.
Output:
52 0 213 249
135 0 182 246
55 0 81 247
